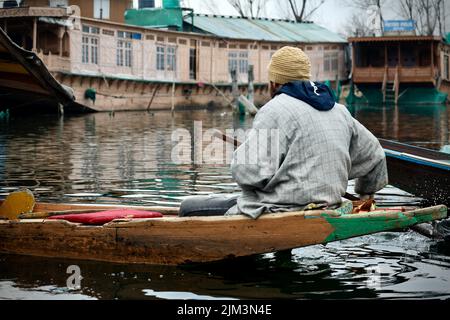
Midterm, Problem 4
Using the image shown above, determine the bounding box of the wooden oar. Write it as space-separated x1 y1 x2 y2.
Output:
18 209 106 220
0 196 180 220
212 130 442 239
213 129 240 148
17 205 180 220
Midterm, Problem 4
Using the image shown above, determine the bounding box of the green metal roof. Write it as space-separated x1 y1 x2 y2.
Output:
125 8 183 29
185 14 346 43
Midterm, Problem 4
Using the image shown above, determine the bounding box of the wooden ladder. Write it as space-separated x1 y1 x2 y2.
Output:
382 67 400 105
385 81 396 104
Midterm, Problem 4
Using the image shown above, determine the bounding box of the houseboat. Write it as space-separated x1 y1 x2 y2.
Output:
348 35 448 105
0 25 94 114
0 0 348 113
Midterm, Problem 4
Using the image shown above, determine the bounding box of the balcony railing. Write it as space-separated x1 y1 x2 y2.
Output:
37 51 71 73
353 66 435 84
0 5 68 18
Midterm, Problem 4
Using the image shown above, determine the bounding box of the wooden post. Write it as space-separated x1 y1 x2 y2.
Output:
171 80 176 114
59 28 64 57
258 42 262 83
141 40 145 80
431 41 435 80
58 103 64 116
382 66 387 103
32 18 37 52
231 67 239 112
147 84 160 111
351 43 355 75
394 66 399 105
210 40 214 83
195 40 199 82
248 65 254 105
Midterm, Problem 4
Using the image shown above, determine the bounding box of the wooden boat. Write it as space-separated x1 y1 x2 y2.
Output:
0 26 92 114
0 201 447 265
379 139 450 206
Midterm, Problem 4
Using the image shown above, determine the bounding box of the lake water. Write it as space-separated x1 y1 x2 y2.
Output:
0 104 449 300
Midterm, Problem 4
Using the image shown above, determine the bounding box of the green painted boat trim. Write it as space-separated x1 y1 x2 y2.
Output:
323 205 447 243
346 85 448 105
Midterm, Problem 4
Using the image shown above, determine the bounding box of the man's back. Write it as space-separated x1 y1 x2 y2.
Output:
228 91 388 219
180 46 387 219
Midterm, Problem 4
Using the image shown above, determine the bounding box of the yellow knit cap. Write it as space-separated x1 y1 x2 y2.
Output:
268 46 311 84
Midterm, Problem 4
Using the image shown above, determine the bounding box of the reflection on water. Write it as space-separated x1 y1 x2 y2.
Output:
348 104 449 150
0 104 449 300
1 233 449 300
0 110 251 204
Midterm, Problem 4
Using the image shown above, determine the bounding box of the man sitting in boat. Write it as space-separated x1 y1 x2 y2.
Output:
180 46 388 219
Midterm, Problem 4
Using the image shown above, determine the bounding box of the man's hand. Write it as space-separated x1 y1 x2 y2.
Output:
359 194 375 200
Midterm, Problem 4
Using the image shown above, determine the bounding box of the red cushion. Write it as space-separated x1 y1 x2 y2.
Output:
48 209 163 225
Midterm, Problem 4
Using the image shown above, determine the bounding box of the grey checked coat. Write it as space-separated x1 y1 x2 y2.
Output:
226 93 388 219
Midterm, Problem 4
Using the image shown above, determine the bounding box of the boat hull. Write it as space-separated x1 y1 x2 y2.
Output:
385 156 449 205
0 204 446 265
380 139 450 205
0 26 93 114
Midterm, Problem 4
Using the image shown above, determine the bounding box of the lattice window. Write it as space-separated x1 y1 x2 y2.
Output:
82 36 98 65
167 46 177 71
117 40 132 67
157 46 165 71
229 51 248 74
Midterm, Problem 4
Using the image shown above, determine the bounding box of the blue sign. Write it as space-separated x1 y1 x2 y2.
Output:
384 20 416 32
